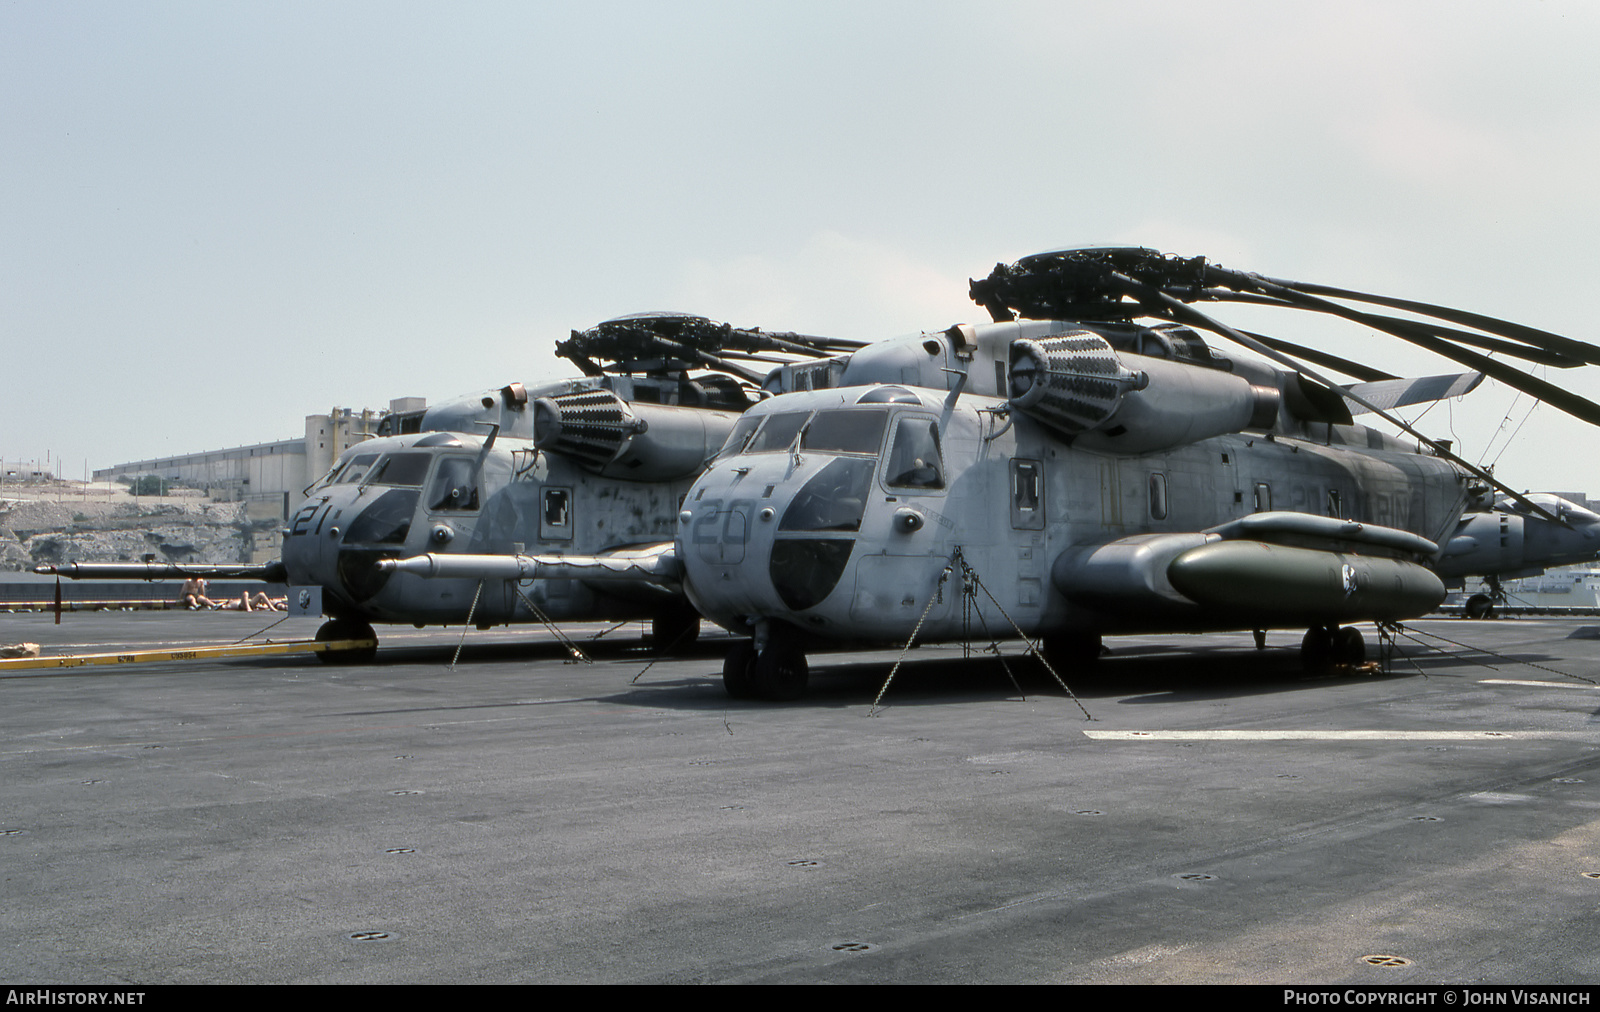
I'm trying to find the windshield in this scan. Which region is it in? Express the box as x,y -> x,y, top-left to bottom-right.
734,407 -> 889,456
365,452 -> 432,487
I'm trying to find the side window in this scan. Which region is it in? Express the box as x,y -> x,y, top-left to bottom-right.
1149,472 -> 1168,521
885,418 -> 944,489
1326,489 -> 1342,518
1010,458 -> 1044,530
1254,482 -> 1272,513
428,457 -> 480,511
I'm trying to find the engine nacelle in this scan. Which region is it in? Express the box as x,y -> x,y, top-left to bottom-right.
1008,331 -> 1279,453
532,389 -> 740,481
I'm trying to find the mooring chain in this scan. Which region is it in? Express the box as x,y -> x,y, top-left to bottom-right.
1377,621 -> 1429,679
449,579 -> 485,671
956,565 -> 1027,699
868,550 -> 958,716
630,621 -> 701,684
234,612 -> 292,645
1396,622 -> 1598,685
587,621 -> 630,641
512,584 -> 591,664
956,555 -> 1093,721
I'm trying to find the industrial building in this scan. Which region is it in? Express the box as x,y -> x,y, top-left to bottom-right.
93,399 -> 425,519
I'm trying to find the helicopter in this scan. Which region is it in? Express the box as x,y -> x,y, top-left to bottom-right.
38,313 -> 862,658
379,247 -> 1600,700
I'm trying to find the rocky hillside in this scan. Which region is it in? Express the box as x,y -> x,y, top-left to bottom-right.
0,482 -> 284,571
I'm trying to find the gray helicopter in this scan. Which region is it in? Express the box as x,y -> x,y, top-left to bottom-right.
39,313 -> 860,658
381,248 -> 1600,699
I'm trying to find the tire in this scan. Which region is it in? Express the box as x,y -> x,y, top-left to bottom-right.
1464,594 -> 1495,620
1300,625 -> 1334,674
722,639 -> 757,699
749,625 -> 809,701
1334,626 -> 1366,667
315,618 -> 378,664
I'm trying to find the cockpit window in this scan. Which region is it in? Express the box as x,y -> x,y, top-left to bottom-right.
801,408 -> 888,455
884,418 -> 944,489
334,454 -> 380,484
365,452 -> 432,488
734,408 -> 890,457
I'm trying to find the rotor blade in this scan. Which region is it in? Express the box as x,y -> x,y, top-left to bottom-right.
750,331 -> 866,352
1111,271 -> 1564,525
1254,276 -> 1600,366
1111,271 -> 1354,424
1240,332 -> 1397,382
1192,289 -> 1584,369
1232,274 -> 1600,428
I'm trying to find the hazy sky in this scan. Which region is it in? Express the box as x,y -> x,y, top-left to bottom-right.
5,1 -> 1599,495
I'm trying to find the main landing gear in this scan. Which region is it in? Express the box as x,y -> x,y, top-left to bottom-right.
723,623 -> 809,701
1299,624 -> 1366,673
1463,575 -> 1504,620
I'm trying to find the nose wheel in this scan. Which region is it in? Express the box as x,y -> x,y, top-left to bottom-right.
722,624 -> 809,701
315,618 -> 378,664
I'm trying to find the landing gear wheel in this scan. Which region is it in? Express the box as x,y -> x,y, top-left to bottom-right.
749,624 -> 809,701
315,618 -> 378,664
1464,593 -> 1496,620
1300,625 -> 1334,674
1041,633 -> 1102,671
650,605 -> 701,653
1334,626 -> 1366,667
722,639 -> 757,699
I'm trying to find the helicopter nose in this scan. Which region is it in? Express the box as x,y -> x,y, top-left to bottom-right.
285,488 -> 418,605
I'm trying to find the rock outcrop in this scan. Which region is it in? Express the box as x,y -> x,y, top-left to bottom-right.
0,486 -> 283,571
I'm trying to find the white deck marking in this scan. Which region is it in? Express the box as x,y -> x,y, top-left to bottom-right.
1083,730 -> 1591,741
1480,678 -> 1599,689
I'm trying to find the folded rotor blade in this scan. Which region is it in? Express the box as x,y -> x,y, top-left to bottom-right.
1194,289 -> 1584,368
1231,274 -> 1600,428
1255,276 -> 1600,367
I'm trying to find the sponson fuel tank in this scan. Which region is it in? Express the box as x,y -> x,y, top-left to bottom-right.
1051,513 -> 1446,626
1165,542 -> 1445,622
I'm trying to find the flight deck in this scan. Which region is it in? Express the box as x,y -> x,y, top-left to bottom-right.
3,611 -> 1598,984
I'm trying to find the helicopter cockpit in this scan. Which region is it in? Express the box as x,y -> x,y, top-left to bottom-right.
681,385 -> 955,627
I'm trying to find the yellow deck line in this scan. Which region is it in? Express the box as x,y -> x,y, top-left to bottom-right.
0,639 -> 377,669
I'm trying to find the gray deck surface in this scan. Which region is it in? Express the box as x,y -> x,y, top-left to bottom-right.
3,611 -> 1598,984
